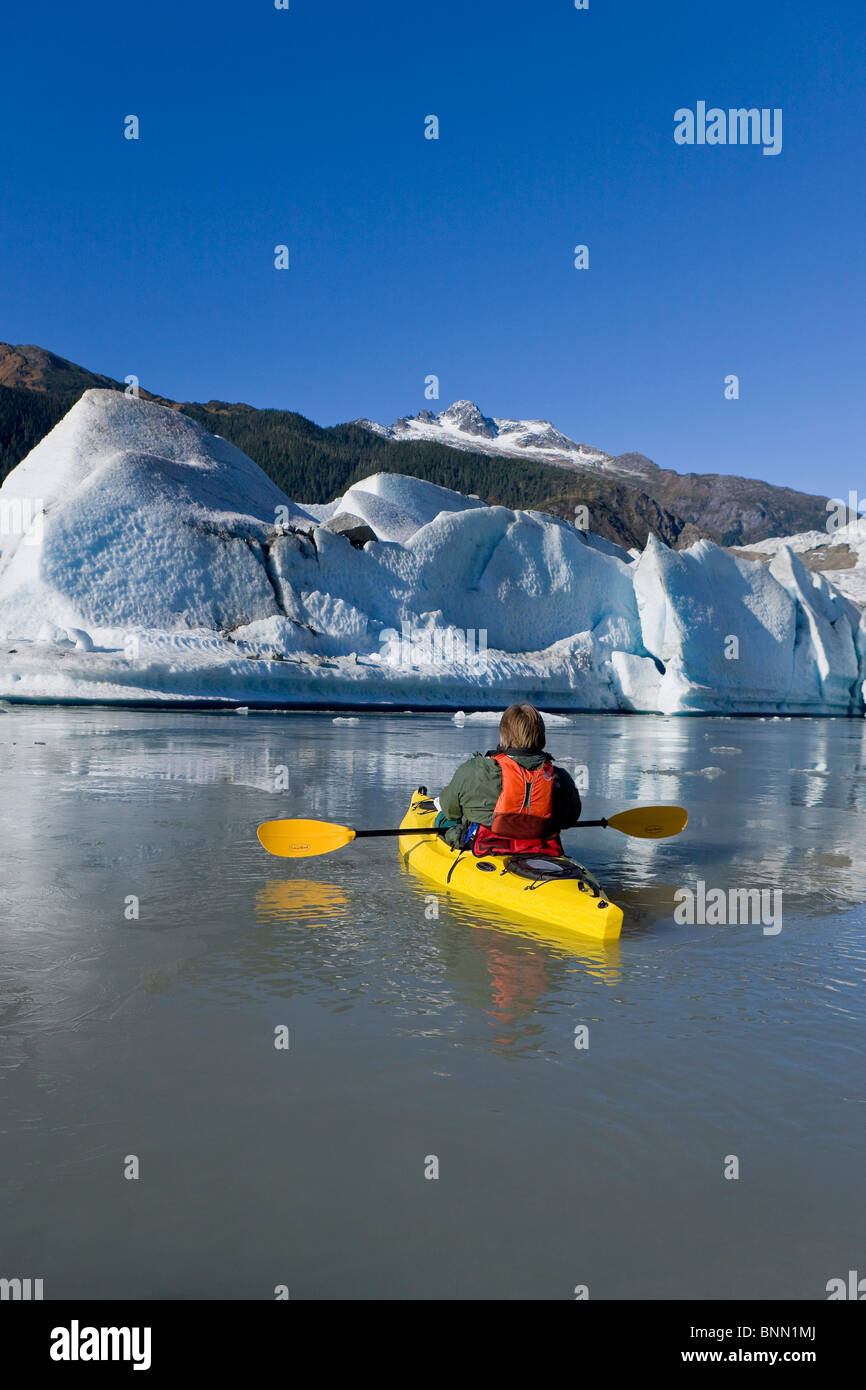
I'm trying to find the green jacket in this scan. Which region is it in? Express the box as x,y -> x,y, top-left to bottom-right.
438,749 -> 582,847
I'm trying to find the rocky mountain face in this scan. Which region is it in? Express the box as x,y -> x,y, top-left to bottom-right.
0,342 -> 172,403
634,465 -> 831,548
0,344 -> 831,550
0,343 -> 121,395
358,401 -> 831,546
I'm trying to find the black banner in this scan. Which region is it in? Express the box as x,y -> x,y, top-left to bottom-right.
4,1300 -> 862,1374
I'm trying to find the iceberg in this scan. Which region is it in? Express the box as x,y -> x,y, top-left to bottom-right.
316,472 -> 486,544
0,390 -> 863,714
737,517 -> 866,609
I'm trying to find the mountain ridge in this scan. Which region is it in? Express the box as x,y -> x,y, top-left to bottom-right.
0,341 -> 831,550
0,389 -> 861,715
354,399 -> 832,546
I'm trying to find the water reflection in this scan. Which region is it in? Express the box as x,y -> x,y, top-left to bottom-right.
2,706 -> 865,1048
252,867 -> 622,1056
5,706 -> 865,909
399,872 -> 623,979
256,878 -> 352,924
434,904 -> 622,1050
2,706 -> 864,1300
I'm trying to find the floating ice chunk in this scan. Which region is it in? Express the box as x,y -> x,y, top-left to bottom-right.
451,708 -> 571,725
37,622 -> 68,644
646,765 -> 726,778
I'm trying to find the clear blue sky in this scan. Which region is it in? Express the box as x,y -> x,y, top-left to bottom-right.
1,0 -> 864,499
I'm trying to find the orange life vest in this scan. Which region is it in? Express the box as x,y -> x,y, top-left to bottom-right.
472,753 -> 562,857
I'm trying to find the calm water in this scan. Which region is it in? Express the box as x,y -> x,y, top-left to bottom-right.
1,707 -> 864,1300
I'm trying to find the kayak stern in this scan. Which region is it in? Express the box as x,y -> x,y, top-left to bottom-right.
399,789 -> 623,943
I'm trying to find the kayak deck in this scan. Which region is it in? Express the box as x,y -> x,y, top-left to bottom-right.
398,789 -> 624,942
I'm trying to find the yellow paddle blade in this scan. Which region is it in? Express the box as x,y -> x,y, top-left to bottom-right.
607,805 -> 688,839
256,819 -> 357,858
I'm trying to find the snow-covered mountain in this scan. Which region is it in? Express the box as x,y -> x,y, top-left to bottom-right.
353,401 -> 834,547
355,400 -> 652,479
0,390 -> 863,715
1,345 -> 833,548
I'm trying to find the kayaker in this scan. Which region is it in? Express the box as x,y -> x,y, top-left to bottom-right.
434,703 -> 581,857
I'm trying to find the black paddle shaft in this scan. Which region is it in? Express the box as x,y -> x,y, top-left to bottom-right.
354,827 -> 444,838
364,791 -> 607,839
354,819 -> 607,839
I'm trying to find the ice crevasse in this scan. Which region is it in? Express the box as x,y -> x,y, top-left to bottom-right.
0,390 -> 863,714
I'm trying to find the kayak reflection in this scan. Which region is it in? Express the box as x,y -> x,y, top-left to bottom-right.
410,880 -> 622,985
254,870 -> 621,1030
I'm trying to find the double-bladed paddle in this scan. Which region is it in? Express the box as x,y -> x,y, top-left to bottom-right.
257,805 -> 688,858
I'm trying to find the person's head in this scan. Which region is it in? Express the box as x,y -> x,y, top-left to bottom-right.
499,703 -> 546,752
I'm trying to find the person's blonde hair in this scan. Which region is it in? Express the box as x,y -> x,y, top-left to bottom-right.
499,703 -> 546,752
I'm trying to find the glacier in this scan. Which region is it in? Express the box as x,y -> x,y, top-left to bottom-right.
737,520 -> 866,609
0,389 -> 863,714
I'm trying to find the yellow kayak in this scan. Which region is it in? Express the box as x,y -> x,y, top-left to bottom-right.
398,788 -> 624,942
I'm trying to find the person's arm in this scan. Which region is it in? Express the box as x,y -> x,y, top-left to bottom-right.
438,760 -> 472,821
552,765 -> 582,828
